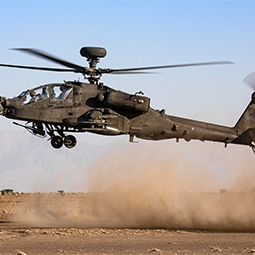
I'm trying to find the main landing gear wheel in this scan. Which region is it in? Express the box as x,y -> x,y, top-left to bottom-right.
64,135 -> 77,149
51,136 -> 63,149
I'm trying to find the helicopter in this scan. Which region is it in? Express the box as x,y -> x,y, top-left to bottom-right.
0,47 -> 254,153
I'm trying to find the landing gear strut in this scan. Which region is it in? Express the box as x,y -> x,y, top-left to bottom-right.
45,124 -> 77,149
13,122 -> 78,149
251,142 -> 255,155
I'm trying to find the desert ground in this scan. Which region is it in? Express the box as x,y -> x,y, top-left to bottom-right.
1,192 -> 255,255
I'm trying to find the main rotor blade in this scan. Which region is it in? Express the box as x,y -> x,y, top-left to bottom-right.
110,71 -> 157,75
110,61 -> 234,73
12,48 -> 85,72
0,63 -> 74,72
243,72 -> 255,90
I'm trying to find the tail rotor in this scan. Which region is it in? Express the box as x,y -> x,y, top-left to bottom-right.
244,72 -> 255,91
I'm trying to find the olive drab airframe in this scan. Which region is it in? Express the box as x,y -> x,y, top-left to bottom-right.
0,47 -> 254,154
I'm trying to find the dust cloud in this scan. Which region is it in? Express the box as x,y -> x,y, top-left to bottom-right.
15,142 -> 255,231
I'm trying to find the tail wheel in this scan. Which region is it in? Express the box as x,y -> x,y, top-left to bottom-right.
51,136 -> 63,149
64,135 -> 77,149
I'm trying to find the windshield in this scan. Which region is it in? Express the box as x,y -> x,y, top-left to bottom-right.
17,91 -> 26,98
20,84 -> 73,105
50,85 -> 72,100
22,87 -> 49,105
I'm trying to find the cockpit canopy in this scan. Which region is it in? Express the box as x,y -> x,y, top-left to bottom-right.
18,84 -> 73,105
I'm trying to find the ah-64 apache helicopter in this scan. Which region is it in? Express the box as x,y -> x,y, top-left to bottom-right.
0,47 -> 254,153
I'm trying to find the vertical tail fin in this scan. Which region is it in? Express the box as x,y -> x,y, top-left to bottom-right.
234,93 -> 255,133
232,93 -> 255,149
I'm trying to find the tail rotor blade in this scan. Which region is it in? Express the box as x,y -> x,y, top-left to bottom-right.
243,72 -> 255,90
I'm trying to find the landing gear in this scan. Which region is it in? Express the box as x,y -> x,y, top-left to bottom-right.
50,135 -> 77,149
251,142 -> 255,155
64,135 -> 77,149
12,122 -> 78,149
44,124 -> 78,149
51,136 -> 63,149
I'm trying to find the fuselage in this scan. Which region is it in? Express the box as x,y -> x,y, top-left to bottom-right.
1,81 -> 253,148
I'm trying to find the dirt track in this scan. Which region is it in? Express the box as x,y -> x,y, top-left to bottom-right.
2,223 -> 255,255
1,193 -> 255,255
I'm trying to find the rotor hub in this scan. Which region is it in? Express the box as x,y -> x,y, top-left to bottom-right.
79,47 -> 107,83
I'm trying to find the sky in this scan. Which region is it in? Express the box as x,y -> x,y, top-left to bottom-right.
0,0 -> 254,124
0,0 -> 254,191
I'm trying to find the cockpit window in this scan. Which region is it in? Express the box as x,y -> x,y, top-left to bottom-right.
19,84 -> 72,105
50,85 -> 72,101
22,87 -> 49,105
17,91 -> 26,98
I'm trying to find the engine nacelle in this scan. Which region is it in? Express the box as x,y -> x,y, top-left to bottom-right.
103,91 -> 150,112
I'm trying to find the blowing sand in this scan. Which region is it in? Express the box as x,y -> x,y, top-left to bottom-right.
1,192 -> 255,254
1,142 -> 255,254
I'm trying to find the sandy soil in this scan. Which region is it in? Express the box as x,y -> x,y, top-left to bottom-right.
1,193 -> 255,255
